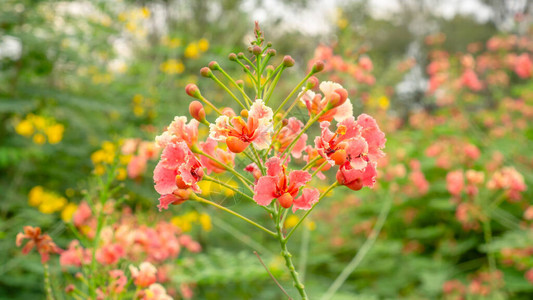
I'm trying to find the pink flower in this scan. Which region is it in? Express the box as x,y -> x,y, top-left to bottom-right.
336,161 -> 378,191
156,116 -> 199,148
464,144 -> 480,161
209,99 -> 273,153
142,283 -> 172,300
315,117 -> 363,166
253,157 -> 318,211
275,117 -> 307,158
357,114 -> 386,162
515,53 -> 532,78
153,141 -> 204,210
109,270 -> 127,293
244,163 -> 262,182
96,243 -> 125,265
128,155 -> 148,179
59,240 -> 91,268
460,69 -> 483,91
446,170 -> 464,196
487,167 -> 527,201
129,262 -> 157,288
359,56 -> 373,71
299,81 -> 352,122
73,201 -> 92,227
199,138 -> 235,174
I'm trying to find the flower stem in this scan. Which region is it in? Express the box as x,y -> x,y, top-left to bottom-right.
209,73 -> 247,110
215,66 -> 252,106
281,110 -> 326,163
320,194 -> 392,300
191,194 -> 277,237
285,182 -> 338,241
203,175 -> 254,202
273,73 -> 312,117
43,263 -> 55,300
275,211 -> 308,299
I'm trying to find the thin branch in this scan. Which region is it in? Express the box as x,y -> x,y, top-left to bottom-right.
254,251 -> 293,300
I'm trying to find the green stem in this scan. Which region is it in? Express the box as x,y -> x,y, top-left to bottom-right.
298,220 -> 311,283
198,95 -> 224,115
215,66 -> 252,106
273,73 -> 312,117
302,156 -> 320,171
251,146 -> 266,175
320,194 -> 392,300
275,211 -> 308,299
193,148 -> 255,192
279,87 -> 308,121
203,175 -> 254,202
281,110 -> 326,162
264,65 -> 286,104
191,194 -> 277,237
209,73 -> 247,110
43,263 -> 55,300
285,182 -> 338,241
311,161 -> 330,177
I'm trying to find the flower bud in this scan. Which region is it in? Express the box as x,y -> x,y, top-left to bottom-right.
247,46 -> 253,53
65,285 -> 75,294
306,76 -> 319,89
266,48 -> 276,57
240,109 -> 249,118
266,42 -> 272,47
185,84 -> 201,98
282,55 -> 295,67
274,113 -> 283,123
281,119 -> 289,127
200,67 -> 212,77
228,53 -> 237,61
329,88 -> 348,108
236,80 -> 244,89
208,61 -> 220,70
336,172 -> 363,191
252,45 -> 262,56
226,136 -> 249,153
278,192 -> 293,209
237,52 -> 245,59
311,61 -> 325,73
189,101 -> 206,123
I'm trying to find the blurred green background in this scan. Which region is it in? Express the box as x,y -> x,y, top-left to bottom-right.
1,0 -> 532,299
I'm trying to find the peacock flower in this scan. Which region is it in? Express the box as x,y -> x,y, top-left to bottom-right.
209,99 -> 273,153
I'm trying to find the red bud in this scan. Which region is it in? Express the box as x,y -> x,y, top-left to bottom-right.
200,67 -> 212,77
185,84 -> 201,98
283,55 -> 295,67
312,61 -> 325,73
189,101 -> 206,122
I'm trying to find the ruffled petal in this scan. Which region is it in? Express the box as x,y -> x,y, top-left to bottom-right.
292,188 -> 320,212
253,176 -> 278,206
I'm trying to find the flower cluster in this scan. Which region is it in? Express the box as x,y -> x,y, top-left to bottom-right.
28,186 -> 78,222
15,113 -> 64,145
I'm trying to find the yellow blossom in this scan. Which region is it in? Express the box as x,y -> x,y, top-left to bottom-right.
15,120 -> 34,137
284,215 -> 299,229
94,164 -> 105,175
378,96 -> 390,110
171,216 -> 192,232
119,154 -> 132,165
133,94 -> 143,104
306,221 -> 316,231
133,105 -> 145,116
38,194 -> 66,214
28,186 -> 44,207
160,59 -> 185,75
33,133 -> 46,145
61,203 -> 78,222
141,7 -> 151,18
199,213 -> 212,232
184,43 -> 200,59
198,38 -> 209,52
45,124 -> 64,144
116,168 -> 127,180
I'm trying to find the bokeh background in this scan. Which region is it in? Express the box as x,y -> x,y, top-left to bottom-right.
1,0 -> 532,299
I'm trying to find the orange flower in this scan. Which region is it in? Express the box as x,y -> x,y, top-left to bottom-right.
16,226 -> 62,263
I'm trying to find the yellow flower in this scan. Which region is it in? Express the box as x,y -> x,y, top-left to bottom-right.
378,96 -> 390,110
284,215 -> 299,229
199,213 -> 212,232
38,195 -> 66,214
171,216 -> 192,232
65,188 -> 75,197
15,120 -> 34,137
28,186 -> 44,207
306,221 -> 316,231
45,124 -> 64,144
94,164 -> 105,175
184,43 -> 200,59
118,12 -> 127,22
160,59 -> 185,75
116,168 -> 127,181
61,203 -> 78,222
132,94 -> 143,104
337,18 -> 348,29
141,7 -> 151,18
31,115 -> 47,130
133,105 -> 145,117
33,133 -> 46,145
198,38 -> 209,52
119,154 -> 132,165
91,150 -> 107,164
